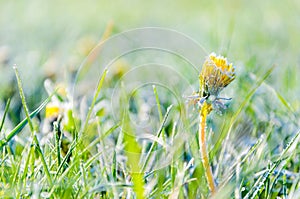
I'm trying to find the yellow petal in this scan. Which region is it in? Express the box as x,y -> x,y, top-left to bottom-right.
45,104 -> 60,118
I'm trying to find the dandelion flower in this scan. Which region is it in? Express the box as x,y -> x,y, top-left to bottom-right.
200,52 -> 235,95
195,52 -> 236,194
190,52 -> 236,114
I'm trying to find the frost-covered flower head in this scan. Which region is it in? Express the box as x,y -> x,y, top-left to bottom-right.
200,52 -> 235,97
189,53 -> 236,114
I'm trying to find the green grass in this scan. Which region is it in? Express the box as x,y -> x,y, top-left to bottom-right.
0,1 -> 300,198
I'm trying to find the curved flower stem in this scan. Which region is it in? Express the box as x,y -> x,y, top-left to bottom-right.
199,102 -> 216,194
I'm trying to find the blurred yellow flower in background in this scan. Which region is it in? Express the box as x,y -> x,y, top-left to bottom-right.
45,103 -> 61,119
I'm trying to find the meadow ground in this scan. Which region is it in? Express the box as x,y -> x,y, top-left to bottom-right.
0,1 -> 300,198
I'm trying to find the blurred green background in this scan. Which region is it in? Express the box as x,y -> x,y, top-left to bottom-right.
0,0 -> 300,132
1,0 -> 299,135
0,0 -> 299,135
1,0 -> 299,90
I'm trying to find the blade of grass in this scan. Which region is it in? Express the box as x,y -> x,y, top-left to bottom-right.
13,65 -> 53,186
0,93 -> 53,150
267,166 -> 286,198
0,98 -> 11,132
12,153 -> 23,188
54,138 -> 77,180
122,113 -> 145,199
219,134 -> 265,187
153,85 -> 165,140
270,85 -> 298,125
245,128 -> 300,199
80,160 -> 87,190
80,68 -> 108,138
287,174 -> 300,199
49,157 -> 81,196
13,66 -> 34,132
215,65 -> 275,155
21,145 -> 34,189
18,143 -> 34,197
54,116 -> 63,167
170,121 -> 177,188
247,160 -> 281,199
34,127 -> 54,185
80,122 -> 120,155
214,65 -> 275,182
149,178 -> 172,198
112,150 -> 117,180
66,151 -> 104,187
283,172 -> 287,199
50,150 -> 103,197
141,104 -> 173,172
0,154 -> 8,167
